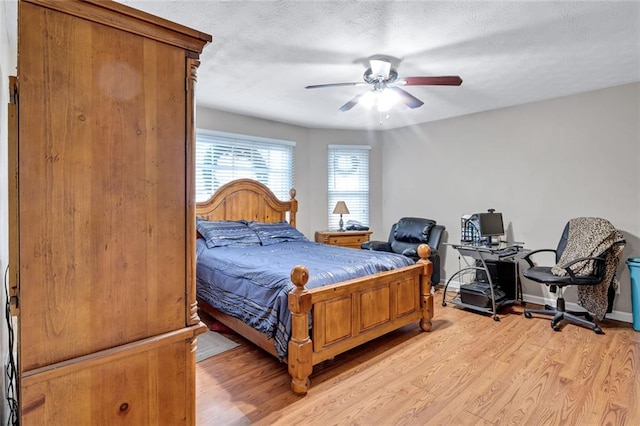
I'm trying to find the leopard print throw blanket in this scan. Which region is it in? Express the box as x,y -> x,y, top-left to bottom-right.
551,217 -> 625,320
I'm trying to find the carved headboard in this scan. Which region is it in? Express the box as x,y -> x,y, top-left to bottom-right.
195,178 -> 297,227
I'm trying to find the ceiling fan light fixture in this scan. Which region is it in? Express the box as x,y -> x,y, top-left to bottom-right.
363,67 -> 398,84
360,88 -> 400,112
377,88 -> 400,112
369,59 -> 391,80
360,91 -> 376,109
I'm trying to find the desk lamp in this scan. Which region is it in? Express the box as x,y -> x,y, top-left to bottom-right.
333,201 -> 350,232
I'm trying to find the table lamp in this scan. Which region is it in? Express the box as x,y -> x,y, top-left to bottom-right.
333,201 -> 350,232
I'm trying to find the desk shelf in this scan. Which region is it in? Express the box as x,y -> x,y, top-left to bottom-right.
443,292 -> 517,321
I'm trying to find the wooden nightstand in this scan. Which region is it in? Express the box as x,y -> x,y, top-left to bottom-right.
315,230 -> 373,249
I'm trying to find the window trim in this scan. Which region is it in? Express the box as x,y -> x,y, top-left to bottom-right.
198,129 -> 296,148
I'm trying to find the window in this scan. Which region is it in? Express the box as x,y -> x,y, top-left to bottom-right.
327,145 -> 370,230
195,130 -> 295,202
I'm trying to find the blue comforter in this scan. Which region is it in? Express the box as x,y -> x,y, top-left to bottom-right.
196,239 -> 414,359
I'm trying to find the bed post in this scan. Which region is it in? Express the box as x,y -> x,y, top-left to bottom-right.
288,265 -> 312,394
289,188 -> 298,227
417,244 -> 434,332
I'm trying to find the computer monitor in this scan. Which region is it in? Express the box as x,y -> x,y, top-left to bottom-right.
478,212 -> 504,240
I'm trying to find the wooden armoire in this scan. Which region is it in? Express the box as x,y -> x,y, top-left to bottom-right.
8,1 -> 211,423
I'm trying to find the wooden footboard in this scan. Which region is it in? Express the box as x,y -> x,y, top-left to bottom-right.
288,244 -> 433,394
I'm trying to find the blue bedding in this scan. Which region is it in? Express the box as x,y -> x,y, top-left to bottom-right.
196,239 -> 414,359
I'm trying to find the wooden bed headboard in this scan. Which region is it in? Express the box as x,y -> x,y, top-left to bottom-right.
195,178 -> 298,227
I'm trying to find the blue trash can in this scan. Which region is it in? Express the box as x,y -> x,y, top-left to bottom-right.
626,257 -> 640,331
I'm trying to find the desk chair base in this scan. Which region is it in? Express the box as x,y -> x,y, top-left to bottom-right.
524,297 -> 604,334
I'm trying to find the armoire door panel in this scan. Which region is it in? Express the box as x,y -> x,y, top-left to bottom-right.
21,337 -> 196,425
18,3 -> 187,371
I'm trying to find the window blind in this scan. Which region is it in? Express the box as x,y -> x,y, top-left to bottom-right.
327,145 -> 370,230
195,130 -> 295,202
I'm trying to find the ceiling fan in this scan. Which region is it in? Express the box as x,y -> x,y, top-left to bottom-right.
305,58 -> 462,112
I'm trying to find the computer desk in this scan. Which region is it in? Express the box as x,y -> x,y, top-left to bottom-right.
442,241 -> 529,321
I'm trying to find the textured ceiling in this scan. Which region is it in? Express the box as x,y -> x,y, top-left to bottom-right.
119,1 -> 639,130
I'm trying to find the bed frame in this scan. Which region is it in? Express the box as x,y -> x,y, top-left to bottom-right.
195,178 -> 434,394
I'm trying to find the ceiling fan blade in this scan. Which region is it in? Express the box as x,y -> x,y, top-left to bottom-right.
390,87 -> 424,109
339,93 -> 364,112
401,76 -> 463,86
369,59 -> 391,79
305,82 -> 365,89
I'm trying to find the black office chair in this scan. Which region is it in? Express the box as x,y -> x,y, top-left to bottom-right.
522,220 -> 625,334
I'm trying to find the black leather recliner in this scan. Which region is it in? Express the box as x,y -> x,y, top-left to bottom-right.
361,217 -> 445,284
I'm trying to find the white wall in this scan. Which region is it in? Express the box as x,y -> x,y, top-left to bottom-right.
1,0 -> 17,423
381,83 -> 640,318
195,107 -> 384,238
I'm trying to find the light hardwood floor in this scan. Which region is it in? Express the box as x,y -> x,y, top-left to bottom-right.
196,288 -> 640,425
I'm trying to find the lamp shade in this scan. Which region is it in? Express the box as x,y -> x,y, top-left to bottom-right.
332,201 -> 350,215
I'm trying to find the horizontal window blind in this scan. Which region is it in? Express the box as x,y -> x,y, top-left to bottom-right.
195,130 -> 295,202
328,145 -> 370,231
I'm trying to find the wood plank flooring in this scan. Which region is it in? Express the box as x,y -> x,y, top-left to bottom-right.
196,288 -> 640,425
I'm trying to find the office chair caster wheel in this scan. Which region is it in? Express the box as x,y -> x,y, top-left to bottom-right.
594,326 -> 604,335
442,302 -> 447,307
524,311 -> 532,319
551,322 -> 560,332
493,315 -> 500,322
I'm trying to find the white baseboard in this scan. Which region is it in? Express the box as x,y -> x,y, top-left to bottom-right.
522,294 -> 633,323
440,280 -> 460,291
439,280 -> 633,324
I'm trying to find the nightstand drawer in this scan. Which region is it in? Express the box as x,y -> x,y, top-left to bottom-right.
329,235 -> 364,246
315,230 -> 372,249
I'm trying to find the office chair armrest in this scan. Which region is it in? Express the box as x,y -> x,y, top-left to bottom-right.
522,248 -> 557,268
558,255 -> 605,281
